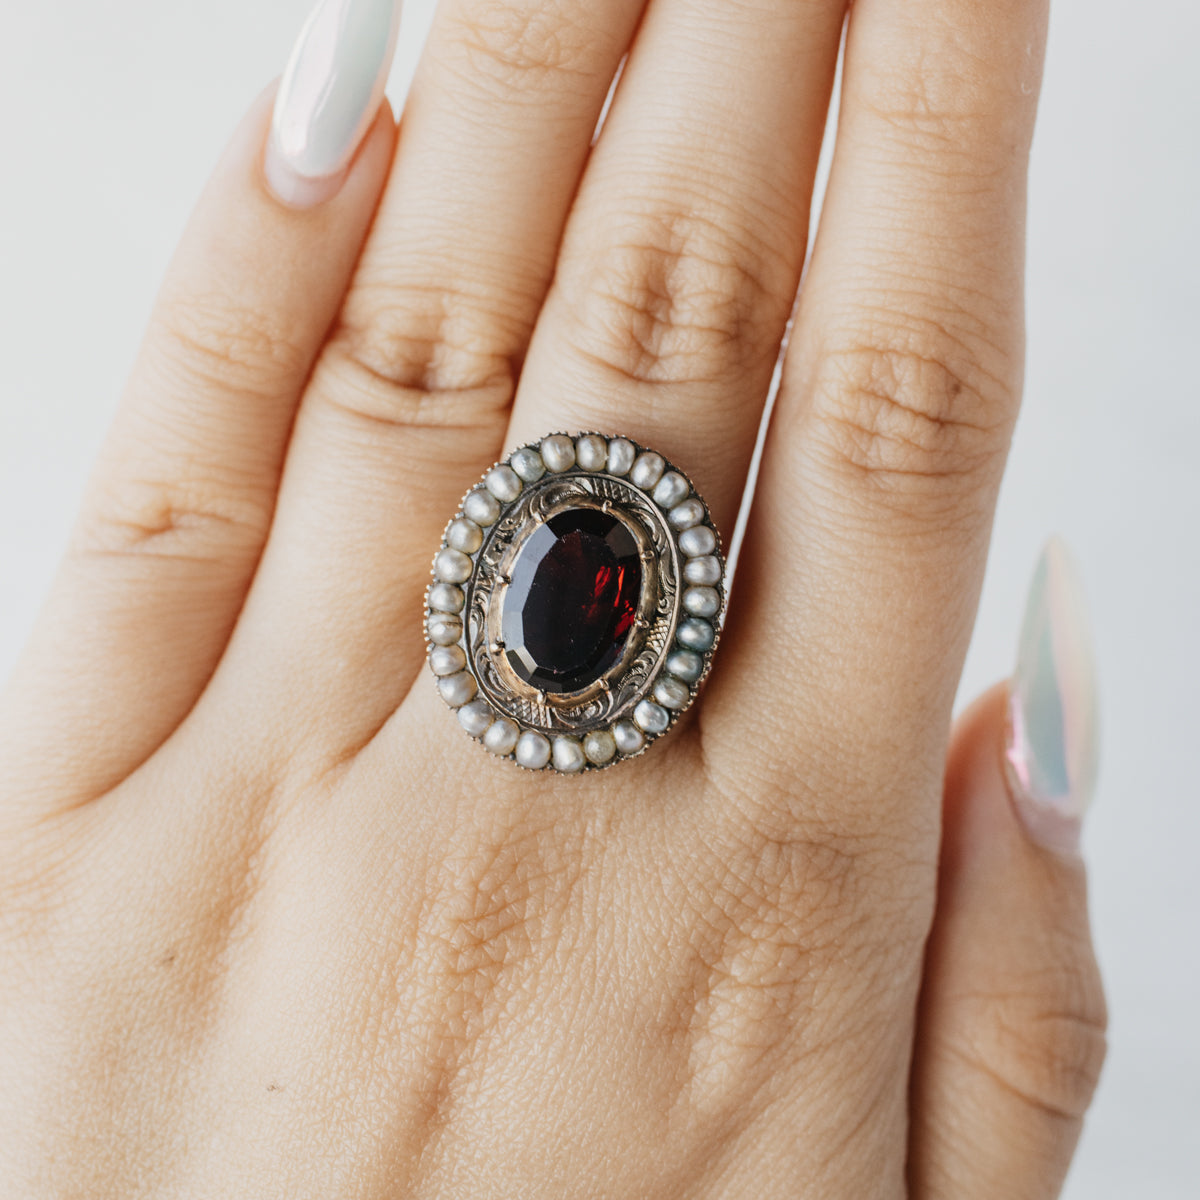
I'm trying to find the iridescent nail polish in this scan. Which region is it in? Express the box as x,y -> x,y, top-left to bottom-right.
1004,537 -> 1100,855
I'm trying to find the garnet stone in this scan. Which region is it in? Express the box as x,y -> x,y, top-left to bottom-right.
502,507 -> 642,693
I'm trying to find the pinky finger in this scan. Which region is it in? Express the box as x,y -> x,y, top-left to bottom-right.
0,18 -> 397,816
910,544 -> 1107,1197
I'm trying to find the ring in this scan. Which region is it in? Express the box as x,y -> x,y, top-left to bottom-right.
426,433 -> 726,773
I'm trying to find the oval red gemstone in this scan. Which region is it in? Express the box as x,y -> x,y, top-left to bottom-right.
502,508 -> 642,693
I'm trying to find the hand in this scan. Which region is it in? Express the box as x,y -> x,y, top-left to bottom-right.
0,0 -> 1105,1195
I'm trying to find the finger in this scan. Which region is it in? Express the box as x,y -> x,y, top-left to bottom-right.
0,85 -> 396,813
909,680 -> 1106,1198
711,0 -> 1050,825
506,0 -> 848,535
233,0 -> 650,747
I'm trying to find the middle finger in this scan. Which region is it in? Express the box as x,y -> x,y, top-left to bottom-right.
507,0 -> 849,535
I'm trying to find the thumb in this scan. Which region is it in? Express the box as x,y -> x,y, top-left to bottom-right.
909,539 -> 1107,1199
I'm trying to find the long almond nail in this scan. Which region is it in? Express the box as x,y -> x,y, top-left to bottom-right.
1004,537 -> 1100,855
264,0 -> 402,208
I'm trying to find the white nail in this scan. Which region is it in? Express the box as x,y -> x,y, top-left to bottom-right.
264,0 -> 402,208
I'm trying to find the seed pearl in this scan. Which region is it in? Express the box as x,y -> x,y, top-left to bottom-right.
679,525 -> 717,557
575,435 -> 608,471
683,555 -> 722,586
613,720 -> 646,755
583,730 -> 617,765
541,435 -> 576,473
438,671 -> 477,707
654,676 -> 691,710
684,587 -> 721,618
428,582 -> 465,613
677,618 -> 715,652
510,447 -> 546,482
652,472 -> 689,509
606,439 -> 636,476
427,613 -> 463,646
434,548 -> 472,584
665,648 -> 703,683
457,699 -> 492,737
630,452 -> 665,490
429,645 -> 466,676
552,737 -> 587,773
463,488 -> 501,527
669,499 -> 705,530
446,518 -> 483,554
485,465 -> 522,502
484,719 -> 520,755
634,700 -> 670,734
515,730 -> 552,769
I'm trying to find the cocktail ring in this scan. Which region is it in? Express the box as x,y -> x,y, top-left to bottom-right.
426,433 -> 726,773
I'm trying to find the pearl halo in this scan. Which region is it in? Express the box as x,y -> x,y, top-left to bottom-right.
426,434 -> 726,773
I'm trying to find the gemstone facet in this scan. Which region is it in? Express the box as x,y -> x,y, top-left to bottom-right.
502,507 -> 642,694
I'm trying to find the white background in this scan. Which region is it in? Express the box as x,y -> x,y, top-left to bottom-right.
1,1 -> 1197,1194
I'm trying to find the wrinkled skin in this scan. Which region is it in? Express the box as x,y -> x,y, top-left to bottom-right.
0,0 -> 1105,1195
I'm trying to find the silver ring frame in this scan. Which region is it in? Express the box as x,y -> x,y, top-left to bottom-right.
425,433 -> 726,773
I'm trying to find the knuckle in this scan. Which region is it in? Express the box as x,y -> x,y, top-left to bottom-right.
695,820 -> 858,963
666,807 -> 927,1106
952,958 -> 1108,1123
810,316 -> 1014,504
443,0 -> 601,96
151,294 -> 307,397
320,285 -> 520,433
420,812 -> 581,1054
76,473 -> 270,562
562,206 -> 789,389
851,28 -> 1037,159
692,801 -> 922,1003
83,296 -> 298,561
861,60 -> 983,141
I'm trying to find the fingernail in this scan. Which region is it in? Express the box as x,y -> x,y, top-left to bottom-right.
1004,537 -> 1100,855
264,0 -> 402,208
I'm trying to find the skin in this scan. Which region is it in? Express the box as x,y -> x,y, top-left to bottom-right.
0,0 -> 1106,1195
